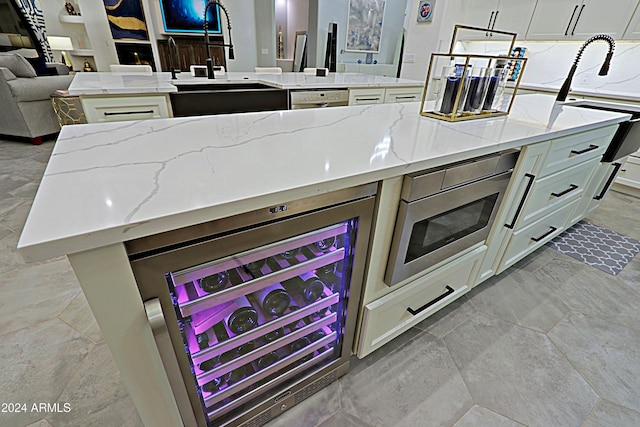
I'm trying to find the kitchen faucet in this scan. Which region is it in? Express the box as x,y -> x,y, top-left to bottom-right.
555,34 -> 615,102
168,37 -> 178,79
204,0 -> 235,79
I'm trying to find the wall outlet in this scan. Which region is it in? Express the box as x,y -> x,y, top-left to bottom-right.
403,53 -> 416,63
261,48 -> 269,55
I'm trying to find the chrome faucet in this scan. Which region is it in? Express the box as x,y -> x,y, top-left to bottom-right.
555,34 -> 615,102
204,0 -> 235,79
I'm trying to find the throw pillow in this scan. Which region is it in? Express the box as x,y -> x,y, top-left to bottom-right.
0,53 -> 37,78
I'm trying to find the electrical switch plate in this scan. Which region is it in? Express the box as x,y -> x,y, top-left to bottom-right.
403,53 -> 416,63
261,49 -> 269,55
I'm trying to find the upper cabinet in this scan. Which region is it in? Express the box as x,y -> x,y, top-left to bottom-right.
623,4 -> 640,38
526,0 -> 639,40
459,0 -> 537,39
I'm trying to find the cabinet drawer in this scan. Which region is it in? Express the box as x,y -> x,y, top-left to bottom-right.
82,95 -> 172,123
519,157 -> 599,226
499,199 -> 578,272
384,87 -> 423,104
348,88 -> 385,106
357,246 -> 485,357
541,126 -> 615,176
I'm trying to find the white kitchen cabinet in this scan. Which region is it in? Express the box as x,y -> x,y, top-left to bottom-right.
623,5 -> 640,39
475,124 -> 618,282
457,0 -> 537,39
613,154 -> 640,196
348,88 -> 385,106
81,94 -> 173,123
348,87 -> 424,106
526,0 -> 638,40
571,160 -> 625,222
357,245 -> 485,357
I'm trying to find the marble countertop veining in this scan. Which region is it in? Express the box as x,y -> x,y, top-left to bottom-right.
67,72 -> 425,96
18,94 -> 630,261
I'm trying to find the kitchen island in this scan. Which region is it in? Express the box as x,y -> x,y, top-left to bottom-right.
18,94 -> 630,426
67,71 -> 425,122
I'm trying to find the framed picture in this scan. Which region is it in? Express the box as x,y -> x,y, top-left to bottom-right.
103,0 -> 149,41
417,0 -> 435,22
346,0 -> 386,53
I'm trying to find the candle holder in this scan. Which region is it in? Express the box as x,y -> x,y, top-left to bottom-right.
420,25 -> 527,122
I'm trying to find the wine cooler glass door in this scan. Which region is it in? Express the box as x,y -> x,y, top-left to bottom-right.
129,192 -> 375,427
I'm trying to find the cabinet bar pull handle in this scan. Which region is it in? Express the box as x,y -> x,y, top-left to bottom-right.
571,4 -> 586,35
594,162 -> 622,200
551,184 -> 579,197
357,97 -> 380,101
407,286 -> 455,316
395,95 -> 417,100
565,5 -> 579,35
104,110 -> 154,116
570,144 -> 599,155
491,10 -> 499,31
486,11 -> 495,36
505,173 -> 535,229
531,226 -> 558,242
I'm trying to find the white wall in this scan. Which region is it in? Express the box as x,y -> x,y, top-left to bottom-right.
286,0 -> 308,59
254,0 -> 276,67
400,0 -> 459,81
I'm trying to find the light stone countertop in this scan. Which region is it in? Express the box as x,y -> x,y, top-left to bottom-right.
18,94 -> 630,261
67,72 -> 425,96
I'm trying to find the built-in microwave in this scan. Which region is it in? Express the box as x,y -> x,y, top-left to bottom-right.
385,150 -> 519,286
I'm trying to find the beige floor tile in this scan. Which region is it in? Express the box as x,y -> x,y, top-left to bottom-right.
58,292 -> 103,344
0,258 -> 81,336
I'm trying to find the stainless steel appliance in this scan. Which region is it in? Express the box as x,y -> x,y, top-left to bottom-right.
385,150 -> 519,286
126,184 -> 376,426
290,90 -> 349,109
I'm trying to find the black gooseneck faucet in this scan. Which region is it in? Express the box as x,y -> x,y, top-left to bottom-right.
204,0 -> 235,79
168,37 -> 178,79
555,34 -> 615,102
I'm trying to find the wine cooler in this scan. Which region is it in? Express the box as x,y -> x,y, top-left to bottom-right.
125,184 -> 377,426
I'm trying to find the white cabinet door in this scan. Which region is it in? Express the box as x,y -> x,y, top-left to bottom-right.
572,0 -> 638,40
492,1 -> 538,37
527,0 -> 638,40
623,4 -> 640,38
460,0 -> 501,32
526,0 -> 585,40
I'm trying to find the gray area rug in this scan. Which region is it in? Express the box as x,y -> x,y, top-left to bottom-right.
546,221 -> 640,276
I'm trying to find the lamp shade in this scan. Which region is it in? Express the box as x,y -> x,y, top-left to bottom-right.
48,36 -> 73,51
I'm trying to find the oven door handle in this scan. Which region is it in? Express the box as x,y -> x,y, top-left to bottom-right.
505,173 -> 535,229
594,162 -> 622,200
407,286 -> 455,316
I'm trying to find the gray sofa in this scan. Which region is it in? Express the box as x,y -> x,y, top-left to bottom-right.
0,53 -> 74,144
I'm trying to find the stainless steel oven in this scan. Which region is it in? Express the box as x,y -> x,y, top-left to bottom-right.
385,150 -> 519,286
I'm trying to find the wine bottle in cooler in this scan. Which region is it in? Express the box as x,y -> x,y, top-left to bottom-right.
262,326 -> 285,342
244,259 -> 266,276
202,376 -> 225,394
315,236 -> 336,252
198,271 -> 230,293
283,272 -> 325,303
316,262 -> 339,292
196,332 -> 209,350
281,247 -> 301,260
252,283 -> 291,317
289,337 -> 314,363
255,351 -> 280,370
225,295 -> 259,335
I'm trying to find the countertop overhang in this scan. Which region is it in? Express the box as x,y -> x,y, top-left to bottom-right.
67,72 -> 425,96
18,94 -> 630,261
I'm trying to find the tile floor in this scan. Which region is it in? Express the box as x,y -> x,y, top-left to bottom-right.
1,137 -> 639,427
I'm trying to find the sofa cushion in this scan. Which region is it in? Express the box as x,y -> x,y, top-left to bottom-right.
7,74 -> 74,102
0,53 -> 37,78
1,67 -> 16,81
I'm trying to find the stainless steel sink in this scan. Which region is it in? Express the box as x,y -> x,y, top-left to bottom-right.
565,99 -> 640,162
